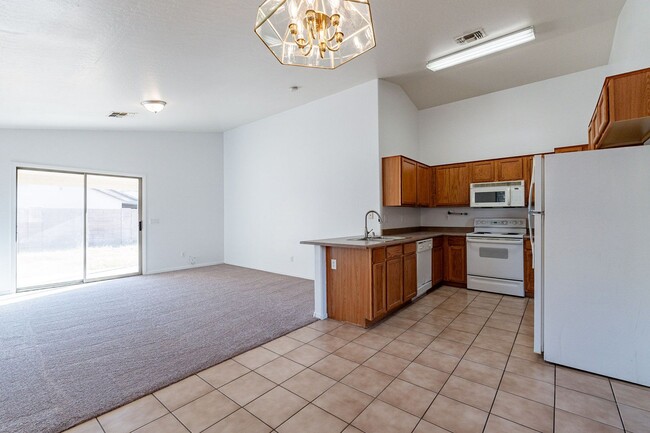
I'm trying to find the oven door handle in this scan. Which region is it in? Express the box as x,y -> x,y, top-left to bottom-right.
466,238 -> 523,245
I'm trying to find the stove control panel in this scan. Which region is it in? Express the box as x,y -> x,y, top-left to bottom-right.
475,218 -> 526,228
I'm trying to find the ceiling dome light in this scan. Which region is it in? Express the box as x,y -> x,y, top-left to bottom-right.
255,0 -> 376,69
141,100 -> 167,113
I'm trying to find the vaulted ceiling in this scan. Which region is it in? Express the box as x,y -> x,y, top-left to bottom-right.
0,0 -> 625,132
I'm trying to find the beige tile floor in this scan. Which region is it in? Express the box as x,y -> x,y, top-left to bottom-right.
64,286 -> 650,433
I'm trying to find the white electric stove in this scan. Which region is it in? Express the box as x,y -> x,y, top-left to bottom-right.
466,218 -> 526,297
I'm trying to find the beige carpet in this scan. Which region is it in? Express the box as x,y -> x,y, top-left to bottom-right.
0,264 -> 315,433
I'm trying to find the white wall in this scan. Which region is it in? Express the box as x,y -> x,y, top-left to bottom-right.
0,130 -> 224,294
418,66 -> 610,166
608,0 -> 650,73
378,80 -> 421,230
223,81 -> 381,280
417,67 -> 611,225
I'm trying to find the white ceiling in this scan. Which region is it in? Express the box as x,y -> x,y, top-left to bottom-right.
0,0 -> 625,132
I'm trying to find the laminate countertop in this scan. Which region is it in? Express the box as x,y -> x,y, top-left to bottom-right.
301,230 -> 470,249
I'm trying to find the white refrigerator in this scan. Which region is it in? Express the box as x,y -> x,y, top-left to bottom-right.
530,145 -> 650,387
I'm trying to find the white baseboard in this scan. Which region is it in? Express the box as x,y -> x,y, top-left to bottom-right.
145,261 -> 224,276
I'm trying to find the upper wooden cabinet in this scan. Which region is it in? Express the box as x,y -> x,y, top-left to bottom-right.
469,160 -> 495,183
555,144 -> 588,153
434,163 -> 469,207
416,163 -> 432,207
470,157 -> 527,183
588,67 -> 650,149
382,156 -> 430,207
495,157 -> 525,181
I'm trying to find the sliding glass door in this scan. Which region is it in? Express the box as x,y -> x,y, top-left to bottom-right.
16,168 -> 142,291
16,170 -> 85,288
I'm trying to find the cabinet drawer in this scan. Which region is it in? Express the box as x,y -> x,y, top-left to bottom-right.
403,242 -> 416,255
372,247 -> 386,263
432,237 -> 443,248
386,245 -> 403,259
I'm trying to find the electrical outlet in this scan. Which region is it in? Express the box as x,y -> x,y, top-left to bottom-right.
330,259 -> 337,270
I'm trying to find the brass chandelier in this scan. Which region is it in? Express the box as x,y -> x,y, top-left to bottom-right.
255,0 -> 376,69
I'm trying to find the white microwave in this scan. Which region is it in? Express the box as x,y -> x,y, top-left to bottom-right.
470,180 -> 525,208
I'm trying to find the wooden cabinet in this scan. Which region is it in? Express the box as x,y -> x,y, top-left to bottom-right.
432,237 -> 443,286
444,236 -> 467,286
326,236 -> 472,327
495,157 -> 525,181
588,67 -> 650,149
434,163 -> 469,206
416,163 -> 432,207
401,158 -> 417,205
469,160 -> 495,183
386,258 -> 403,311
523,155 -> 533,206
382,156 -> 431,207
524,239 -> 534,298
371,248 -> 387,318
403,250 -> 417,300
554,144 -> 588,153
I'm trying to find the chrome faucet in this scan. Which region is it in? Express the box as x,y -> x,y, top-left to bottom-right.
364,210 -> 382,239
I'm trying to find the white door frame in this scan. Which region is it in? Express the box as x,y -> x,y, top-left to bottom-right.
10,162 -> 147,294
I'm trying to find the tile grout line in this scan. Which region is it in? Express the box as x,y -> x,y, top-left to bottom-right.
148,393 -> 190,433
608,378 -> 627,432
477,296 -> 526,433
337,287 -> 463,433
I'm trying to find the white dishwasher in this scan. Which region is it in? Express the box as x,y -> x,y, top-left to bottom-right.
416,238 -> 433,298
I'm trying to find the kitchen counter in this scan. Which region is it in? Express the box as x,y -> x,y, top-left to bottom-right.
301,230 -> 470,249
303,227 -> 472,322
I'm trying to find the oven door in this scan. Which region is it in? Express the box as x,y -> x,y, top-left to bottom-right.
466,237 -> 524,280
470,186 -> 511,207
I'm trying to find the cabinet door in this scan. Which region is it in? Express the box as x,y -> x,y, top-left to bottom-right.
524,239 -> 534,298
401,158 -> 417,206
444,237 -> 467,285
434,164 -> 469,206
386,257 -> 403,311
469,161 -> 495,183
372,261 -> 387,318
416,164 -> 431,207
432,246 -> 443,285
382,156 -> 402,206
495,157 -> 525,181
403,253 -> 417,300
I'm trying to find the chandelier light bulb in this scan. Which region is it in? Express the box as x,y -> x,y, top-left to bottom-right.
255,0 -> 375,69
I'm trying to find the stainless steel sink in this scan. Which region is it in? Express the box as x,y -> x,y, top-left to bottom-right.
346,236 -> 409,242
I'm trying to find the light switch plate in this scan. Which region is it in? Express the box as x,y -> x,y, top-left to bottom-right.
331,259 -> 337,270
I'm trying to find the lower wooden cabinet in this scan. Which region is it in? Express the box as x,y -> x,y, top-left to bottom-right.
386,257 -> 403,311
326,237 -> 471,327
372,261 -> 387,317
432,238 -> 444,285
444,236 -> 467,286
524,239 -> 534,298
326,242 -> 416,327
403,252 -> 417,300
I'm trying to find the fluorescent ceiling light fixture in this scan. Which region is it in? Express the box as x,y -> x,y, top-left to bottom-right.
427,26 -> 535,72
141,100 -> 167,113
